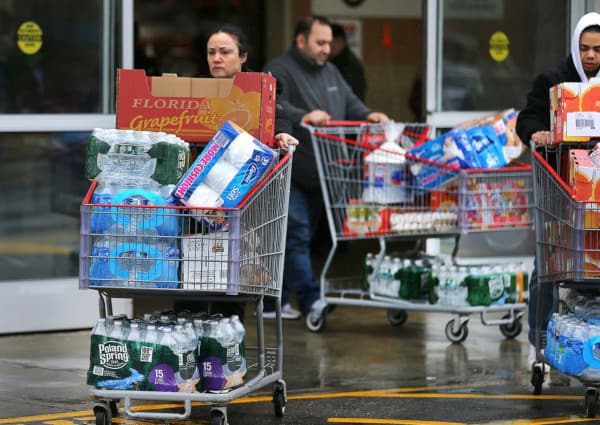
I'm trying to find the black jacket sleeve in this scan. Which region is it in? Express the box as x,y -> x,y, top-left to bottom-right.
516,56 -> 580,145
516,72 -> 553,144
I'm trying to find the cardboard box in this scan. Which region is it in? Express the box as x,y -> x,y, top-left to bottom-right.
568,149 -> 600,201
181,233 -> 230,291
116,69 -> 276,145
550,82 -> 600,143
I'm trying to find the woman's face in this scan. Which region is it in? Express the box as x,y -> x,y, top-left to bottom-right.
207,32 -> 247,78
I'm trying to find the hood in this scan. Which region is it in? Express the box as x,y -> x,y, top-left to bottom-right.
571,12 -> 600,82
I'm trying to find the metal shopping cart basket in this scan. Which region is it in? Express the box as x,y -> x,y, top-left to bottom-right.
530,143 -> 600,417
79,149 -> 293,425
303,121 -> 529,343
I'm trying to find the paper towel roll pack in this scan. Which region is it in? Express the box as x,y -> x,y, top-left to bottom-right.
173,120 -> 277,209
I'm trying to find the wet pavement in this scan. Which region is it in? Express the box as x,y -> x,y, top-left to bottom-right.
0,303 -> 598,425
0,233 -> 595,424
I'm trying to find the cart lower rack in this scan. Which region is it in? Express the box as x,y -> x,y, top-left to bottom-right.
304,122 -> 531,342
531,144 -> 600,418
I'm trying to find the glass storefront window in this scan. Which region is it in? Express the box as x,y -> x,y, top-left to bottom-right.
0,132 -> 88,280
133,0 -> 264,77
0,0 -> 115,114
440,0 -> 568,112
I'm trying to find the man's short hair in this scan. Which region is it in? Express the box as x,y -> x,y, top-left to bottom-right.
294,15 -> 331,40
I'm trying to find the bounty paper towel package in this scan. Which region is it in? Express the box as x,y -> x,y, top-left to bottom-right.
173,120 -> 277,208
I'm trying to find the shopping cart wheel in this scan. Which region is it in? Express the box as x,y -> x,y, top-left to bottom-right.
387,309 -> 408,326
108,400 -> 119,417
585,388 -> 598,418
445,319 -> 468,343
93,402 -> 112,425
530,364 -> 544,395
499,314 -> 522,339
306,310 -> 326,332
273,384 -> 286,417
210,408 -> 226,425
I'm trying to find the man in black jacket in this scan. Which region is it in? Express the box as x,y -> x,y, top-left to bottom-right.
263,15 -> 388,320
516,12 -> 600,368
330,22 -> 367,101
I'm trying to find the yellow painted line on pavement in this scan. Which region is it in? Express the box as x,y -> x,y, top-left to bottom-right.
0,385 -> 587,424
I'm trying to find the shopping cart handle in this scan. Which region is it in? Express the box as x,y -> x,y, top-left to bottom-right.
302,120 -> 370,128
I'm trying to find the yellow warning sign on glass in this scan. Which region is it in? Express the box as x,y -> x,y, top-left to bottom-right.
17,21 -> 43,55
489,31 -> 509,62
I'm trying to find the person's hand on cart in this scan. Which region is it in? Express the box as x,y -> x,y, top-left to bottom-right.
302,109 -> 332,126
367,112 -> 390,123
274,132 -> 299,150
531,130 -> 552,145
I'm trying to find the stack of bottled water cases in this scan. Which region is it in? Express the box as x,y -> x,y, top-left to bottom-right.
87,310 -> 246,392
86,128 -> 191,288
544,290 -> 600,380
363,253 -> 528,307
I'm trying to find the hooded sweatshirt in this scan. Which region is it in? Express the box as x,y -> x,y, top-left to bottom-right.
572,12 -> 600,82
516,12 -> 600,144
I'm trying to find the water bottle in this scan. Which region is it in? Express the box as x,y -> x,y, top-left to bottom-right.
389,257 -> 402,298
144,323 -> 160,344
92,317 -> 108,337
127,321 -> 143,342
545,313 -> 558,368
193,318 -> 205,341
108,320 -> 124,340
555,316 -> 572,373
570,319 -> 588,375
159,326 -> 178,352
199,320 -> 224,391
398,258 -> 412,299
229,315 -> 246,344
437,266 -> 449,305
361,253 -> 375,292
183,321 -> 197,348
222,316 -> 245,387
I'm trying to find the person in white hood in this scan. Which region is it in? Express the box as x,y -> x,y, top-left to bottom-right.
517,12 -> 600,146
516,12 -> 600,374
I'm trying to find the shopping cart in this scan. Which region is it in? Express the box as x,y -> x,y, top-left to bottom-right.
530,143 -> 600,417
79,149 -> 293,425
304,121 -> 529,343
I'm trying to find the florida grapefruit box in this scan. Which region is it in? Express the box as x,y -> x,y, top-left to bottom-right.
550,82 -> 600,143
116,69 -> 276,145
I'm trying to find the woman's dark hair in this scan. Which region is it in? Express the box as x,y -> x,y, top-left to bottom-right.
294,15 -> 331,40
207,23 -> 250,71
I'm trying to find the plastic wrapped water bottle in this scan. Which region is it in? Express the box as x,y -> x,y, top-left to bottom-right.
144,324 -> 160,344
92,317 -> 108,337
159,326 -> 178,352
545,313 -> 558,367
108,320 -> 124,340
229,315 -> 245,344
127,321 -> 143,342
